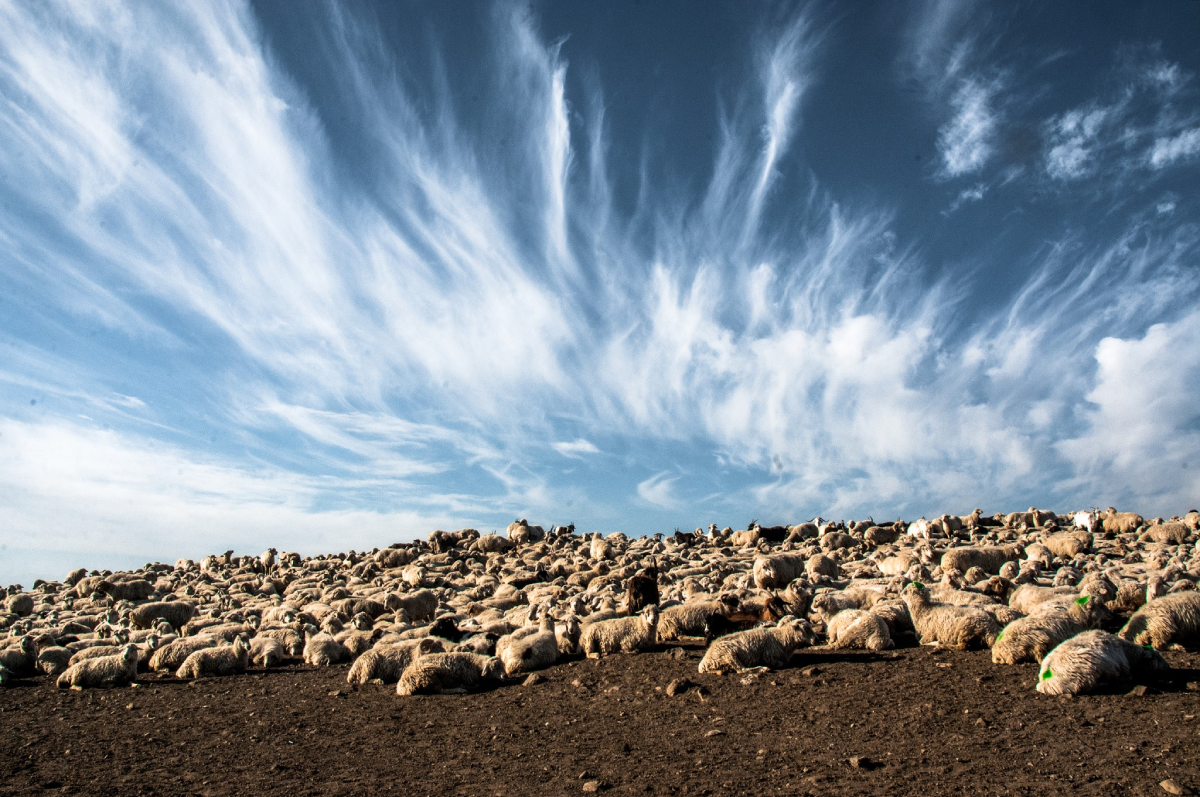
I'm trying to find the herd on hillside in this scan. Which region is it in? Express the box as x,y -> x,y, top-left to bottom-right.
3,506 -> 1200,698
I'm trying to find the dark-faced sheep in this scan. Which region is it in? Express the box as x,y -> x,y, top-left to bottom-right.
1037,630 -> 1167,696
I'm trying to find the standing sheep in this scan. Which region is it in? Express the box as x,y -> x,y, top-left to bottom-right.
900,583 -> 1000,650
176,638 -> 250,679
395,652 -> 506,695
1037,630 -> 1167,696
56,645 -> 138,690
697,617 -> 815,674
1118,592 -> 1200,649
580,605 -> 659,658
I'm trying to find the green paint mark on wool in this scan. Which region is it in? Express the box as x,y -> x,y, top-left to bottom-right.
1075,596 -> 1089,605
1041,668 -> 1053,680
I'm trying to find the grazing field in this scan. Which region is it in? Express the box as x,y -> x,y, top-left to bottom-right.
3,511 -> 1200,795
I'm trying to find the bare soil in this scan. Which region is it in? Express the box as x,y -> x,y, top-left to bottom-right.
3,644 -> 1200,797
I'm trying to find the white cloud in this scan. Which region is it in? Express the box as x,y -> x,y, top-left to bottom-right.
552,439 -> 600,458
637,471 -> 682,510
938,79 -> 997,177
1149,127 -> 1200,168
1045,108 -> 1110,180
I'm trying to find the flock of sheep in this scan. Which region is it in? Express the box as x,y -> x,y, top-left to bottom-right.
3,506 -> 1200,701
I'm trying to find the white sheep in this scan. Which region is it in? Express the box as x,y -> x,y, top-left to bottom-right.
395,652 -> 506,695
825,609 -> 894,651
387,590 -> 439,624
347,638 -> 443,684
900,583 -> 999,650
37,646 -> 74,676
497,610 -> 559,676
250,637 -> 287,668
303,632 -> 350,666
128,601 -> 196,631
1118,592 -> 1200,649
939,546 -> 1020,575
580,605 -> 659,658
991,596 -> 1110,665
1037,630 -> 1167,696
0,636 -> 37,676
697,617 -> 815,674
148,635 -> 220,672
56,645 -> 138,689
752,554 -> 807,590
176,637 -> 249,679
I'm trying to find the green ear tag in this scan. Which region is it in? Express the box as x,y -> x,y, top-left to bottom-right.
1075,596 -> 1088,605
1144,644 -> 1154,650
1041,668 -> 1053,680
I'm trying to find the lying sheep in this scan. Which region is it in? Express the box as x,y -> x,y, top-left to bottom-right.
658,597 -> 738,640
870,599 -> 916,643
37,646 -> 74,676
6,593 -> 33,617
303,632 -> 350,666
825,610 -> 894,651
498,611 -> 560,676
349,638 -> 445,685
387,590 -> 439,624
250,637 -> 287,668
0,636 -> 37,676
752,554 -> 806,590
1037,630 -> 1167,696
128,601 -> 196,631
1141,522 -> 1191,545
900,583 -> 999,650
57,645 -> 138,689
992,596 -> 1110,665
697,617 -> 815,674
149,635 -> 219,672
940,546 -> 1020,576
556,615 -> 582,656
806,554 -> 839,582
1118,592 -> 1200,649
580,605 -> 659,657
395,652 -> 506,695
1041,531 -> 1092,560
176,638 -> 249,679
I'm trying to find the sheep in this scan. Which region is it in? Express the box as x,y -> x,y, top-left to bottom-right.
148,635 -> 220,672
177,638 -> 250,679
0,664 -> 12,686
386,590 -> 439,624
5,593 -> 33,617
128,601 -> 196,631
395,652 -> 506,695
471,534 -> 512,554
0,636 -> 37,676
870,599 -> 916,643
256,626 -> 307,657
96,579 -> 154,602
1141,522 -> 1191,545
1037,630 -> 1168,696
805,554 -> 839,582
878,554 -> 920,577
580,605 -> 659,658
939,546 -> 1020,575
1118,592 -> 1200,649
752,554 -> 807,590
811,592 -> 861,622
497,610 -> 559,676
250,637 -> 287,668
57,645 -> 138,689
991,596 -> 1111,665
556,615 -> 582,656
900,583 -> 1000,650
825,609 -> 894,651
657,597 -> 736,641
697,617 -> 815,674
1101,508 -> 1144,536
347,638 -> 443,684
303,632 -> 350,666
37,646 -> 74,676
1041,531 -> 1092,560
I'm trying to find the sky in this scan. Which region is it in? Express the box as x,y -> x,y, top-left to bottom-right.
1,0 -> 1199,586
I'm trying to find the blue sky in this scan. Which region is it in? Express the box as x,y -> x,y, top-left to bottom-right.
2,1 -> 1199,585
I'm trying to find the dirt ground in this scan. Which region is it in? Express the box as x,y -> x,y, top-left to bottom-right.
2,644 -> 1199,797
